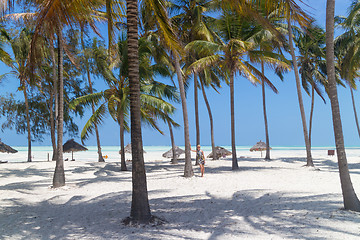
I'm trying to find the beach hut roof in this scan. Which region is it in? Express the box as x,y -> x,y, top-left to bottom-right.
162,146 -> 185,158
63,139 -> 88,153
207,146 -> 232,158
0,141 -> 17,153
250,140 -> 271,152
119,144 -> 146,154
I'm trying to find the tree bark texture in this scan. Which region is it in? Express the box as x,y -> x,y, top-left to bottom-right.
261,62 -> 270,160
168,120 -> 178,164
309,83 -> 315,147
288,16 -> 314,167
174,53 -> 194,177
53,30 -> 65,188
23,84 -> 32,162
50,41 -> 57,161
127,0 -> 152,222
194,73 -> 200,165
200,80 -> 217,160
326,0 -> 360,211
230,73 -> 238,170
119,109 -> 127,171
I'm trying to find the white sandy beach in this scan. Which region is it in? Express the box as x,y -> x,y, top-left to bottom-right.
1,147 -> 360,239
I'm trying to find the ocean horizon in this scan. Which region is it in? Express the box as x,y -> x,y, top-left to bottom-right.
9,145 -> 360,152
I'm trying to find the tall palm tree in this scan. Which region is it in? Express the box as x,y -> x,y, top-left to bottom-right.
295,23 -> 327,147
127,0 -> 151,223
27,0 -> 99,188
326,0 -> 360,211
335,11 -> 360,139
141,0 -> 193,177
186,11 -> 278,170
1,28 -> 36,162
80,28 -> 105,162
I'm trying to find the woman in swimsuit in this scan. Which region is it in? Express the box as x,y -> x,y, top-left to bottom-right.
191,145 -> 205,177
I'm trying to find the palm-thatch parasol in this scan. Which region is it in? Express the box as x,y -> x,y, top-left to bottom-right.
119,143 -> 146,154
63,139 -> 88,161
0,141 -> 18,153
250,140 -> 271,157
207,146 -> 232,159
162,146 -> 185,159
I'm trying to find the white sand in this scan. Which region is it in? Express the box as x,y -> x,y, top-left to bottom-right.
1,148 -> 360,239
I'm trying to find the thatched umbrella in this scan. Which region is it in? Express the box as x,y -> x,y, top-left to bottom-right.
162,146 -> 185,159
119,143 -> 146,154
250,140 -> 271,157
63,139 -> 88,161
207,146 -> 232,159
0,141 -> 18,154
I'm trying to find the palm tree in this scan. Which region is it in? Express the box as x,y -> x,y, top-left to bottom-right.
295,23 -> 327,147
244,10 -> 290,160
171,0 -> 215,159
80,28 -> 105,162
27,0 -> 99,188
142,0 -> 194,177
126,0 -> 151,223
326,0 -> 360,211
186,11 -> 277,170
1,28 -> 35,162
335,11 -> 360,139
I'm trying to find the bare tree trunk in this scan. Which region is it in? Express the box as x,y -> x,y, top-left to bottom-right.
350,87 -> 360,138
200,79 -> 217,160
22,84 -> 32,162
127,0 -> 151,223
288,16 -> 314,167
168,120 -> 178,164
261,62 -> 270,160
119,109 -> 127,171
50,40 -> 58,161
194,73 -> 200,165
309,82 -> 315,146
80,30 -> 104,162
53,30 -> 65,188
174,53 -> 194,177
326,0 -> 360,211
230,72 -> 238,170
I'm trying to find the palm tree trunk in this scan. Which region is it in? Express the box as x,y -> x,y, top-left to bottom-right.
106,0 -> 114,58
127,0 -> 151,223
168,120 -> 178,164
53,29 -> 65,188
230,72 -> 238,170
200,79 -> 217,160
287,16 -> 314,167
174,53 -> 194,177
326,0 -> 360,211
23,84 -> 32,162
350,87 -> 360,138
119,109 -> 127,171
80,30 -> 104,162
194,73 -> 200,165
261,62 -> 270,160
50,40 -> 57,161
309,82 -> 315,146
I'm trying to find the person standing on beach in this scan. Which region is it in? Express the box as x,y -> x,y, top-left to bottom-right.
191,145 -> 205,177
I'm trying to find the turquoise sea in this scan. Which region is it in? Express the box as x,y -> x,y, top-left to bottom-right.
3,145 -> 360,163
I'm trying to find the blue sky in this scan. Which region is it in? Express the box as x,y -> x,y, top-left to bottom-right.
0,0 -> 358,147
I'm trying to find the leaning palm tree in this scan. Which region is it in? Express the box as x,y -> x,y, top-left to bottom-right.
325,0 -> 360,211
